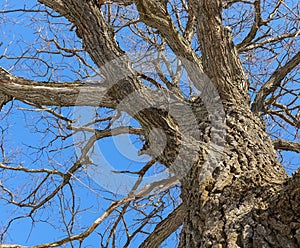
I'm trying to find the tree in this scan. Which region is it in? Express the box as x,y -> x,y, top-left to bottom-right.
0,0 -> 299,247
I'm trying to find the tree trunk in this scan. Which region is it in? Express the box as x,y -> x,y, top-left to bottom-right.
177,2 -> 300,246
179,104 -> 300,247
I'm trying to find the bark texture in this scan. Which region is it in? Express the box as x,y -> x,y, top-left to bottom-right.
176,0 -> 299,247
178,106 -> 294,247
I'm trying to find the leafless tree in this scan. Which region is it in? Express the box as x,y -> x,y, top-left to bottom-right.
0,0 -> 299,247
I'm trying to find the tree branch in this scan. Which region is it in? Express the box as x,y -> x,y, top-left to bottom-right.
0,195 -> 136,248
135,0 -> 204,89
251,51 -> 300,113
191,0 -> 249,103
238,31 -> 300,52
0,67 -> 112,107
257,168 -> 300,244
139,203 -> 184,248
272,139 -> 300,153
37,0 -> 64,14
0,91 -> 12,111
136,0 -> 201,65
236,0 -> 262,50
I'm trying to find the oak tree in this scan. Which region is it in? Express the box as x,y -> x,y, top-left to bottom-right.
0,0 -> 299,247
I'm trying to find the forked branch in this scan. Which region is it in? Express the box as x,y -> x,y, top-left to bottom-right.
251,51 -> 300,113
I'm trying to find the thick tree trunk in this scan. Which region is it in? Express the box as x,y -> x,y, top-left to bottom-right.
178,105 -> 300,247
176,1 -> 299,245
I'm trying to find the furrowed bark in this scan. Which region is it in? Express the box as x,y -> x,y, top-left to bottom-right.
0,67 -> 111,107
178,106 -> 291,247
176,0 -> 298,247
190,0 -> 250,104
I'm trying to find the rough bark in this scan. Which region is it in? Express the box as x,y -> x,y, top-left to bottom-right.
178,106 -> 293,247
176,0 -> 299,247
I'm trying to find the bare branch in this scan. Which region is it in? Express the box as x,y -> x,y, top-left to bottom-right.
0,163 -> 64,177
135,0 -> 202,74
192,0 -> 250,103
37,0 -> 65,15
0,67 -> 111,107
251,51 -> 300,113
272,140 -> 300,153
239,31 -> 300,52
0,195 -> 136,248
236,0 -> 262,50
139,203 -> 184,248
